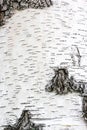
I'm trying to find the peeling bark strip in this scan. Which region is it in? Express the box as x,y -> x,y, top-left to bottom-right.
45,67 -> 86,95
4,110 -> 43,130
0,0 -> 53,26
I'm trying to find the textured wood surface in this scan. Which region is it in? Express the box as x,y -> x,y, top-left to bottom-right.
0,0 -> 87,130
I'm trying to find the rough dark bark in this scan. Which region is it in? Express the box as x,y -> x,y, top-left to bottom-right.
82,94 -> 87,121
4,110 -> 43,130
45,67 -> 87,123
0,0 -> 53,26
45,67 -> 86,95
0,5 -> 4,26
